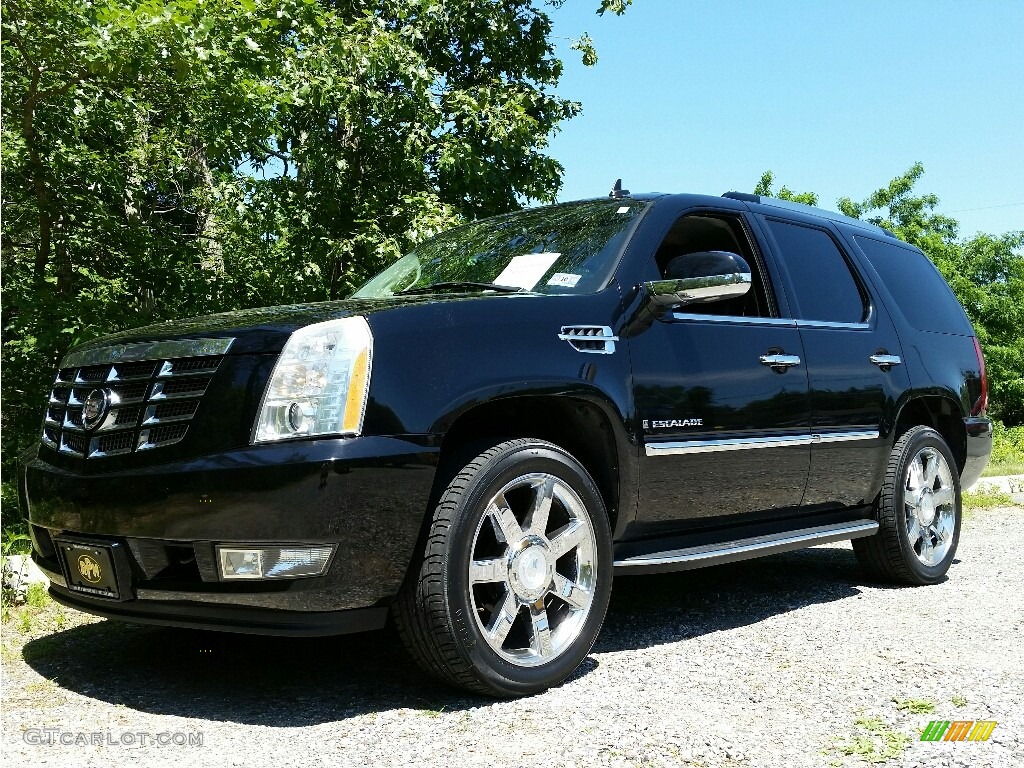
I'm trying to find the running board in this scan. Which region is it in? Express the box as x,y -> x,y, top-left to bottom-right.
613,520 -> 878,575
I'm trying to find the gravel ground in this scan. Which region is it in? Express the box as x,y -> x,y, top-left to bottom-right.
3,503 -> 1021,768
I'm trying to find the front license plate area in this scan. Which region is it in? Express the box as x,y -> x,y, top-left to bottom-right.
55,539 -> 124,599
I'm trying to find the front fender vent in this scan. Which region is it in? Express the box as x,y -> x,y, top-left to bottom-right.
558,325 -> 618,355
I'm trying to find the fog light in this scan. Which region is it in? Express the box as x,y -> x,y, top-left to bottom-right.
217,545 -> 334,580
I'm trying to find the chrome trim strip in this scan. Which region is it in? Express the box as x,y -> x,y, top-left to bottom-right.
88,436 -> 133,458
668,313 -> 797,327
614,521 -> 879,568
645,429 -> 880,456
95,408 -> 138,433
107,363 -> 159,382
61,413 -> 85,433
137,427 -> 188,451
157,360 -> 219,378
795,319 -> 870,330
814,429 -> 880,444
148,381 -> 209,401
58,435 -> 85,457
646,435 -> 814,456
142,404 -> 196,426
62,337 -> 234,368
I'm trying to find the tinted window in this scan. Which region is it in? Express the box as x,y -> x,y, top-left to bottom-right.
855,236 -> 973,334
766,220 -> 866,323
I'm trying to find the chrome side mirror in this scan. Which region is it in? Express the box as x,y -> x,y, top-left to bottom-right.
644,250 -> 752,307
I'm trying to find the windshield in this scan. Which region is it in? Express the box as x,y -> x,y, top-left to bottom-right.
352,199 -> 649,298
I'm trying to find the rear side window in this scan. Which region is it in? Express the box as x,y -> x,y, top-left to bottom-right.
854,236 -> 973,335
765,220 -> 866,323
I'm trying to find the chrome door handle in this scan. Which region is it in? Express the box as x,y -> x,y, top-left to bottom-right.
869,354 -> 902,371
760,354 -> 801,372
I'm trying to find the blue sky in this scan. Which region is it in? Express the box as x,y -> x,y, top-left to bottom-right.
545,1 -> 1024,236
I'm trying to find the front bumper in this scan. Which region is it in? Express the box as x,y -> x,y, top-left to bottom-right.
20,436 -> 438,635
961,416 -> 994,489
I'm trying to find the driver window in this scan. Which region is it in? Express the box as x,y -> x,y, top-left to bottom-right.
655,213 -> 773,317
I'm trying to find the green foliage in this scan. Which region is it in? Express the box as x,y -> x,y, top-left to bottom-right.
765,164 -> 1024,425
1,0 -> 619,472
962,487 -> 1014,509
833,717 -> 911,764
754,170 -> 819,206
893,698 -> 935,714
990,421 -> 1024,469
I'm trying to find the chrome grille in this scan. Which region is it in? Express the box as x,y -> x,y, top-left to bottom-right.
41,341 -> 232,459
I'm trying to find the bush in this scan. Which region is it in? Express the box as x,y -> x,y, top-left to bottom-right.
988,420 -> 1024,476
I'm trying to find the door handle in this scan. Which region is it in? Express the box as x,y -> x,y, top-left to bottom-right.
869,354 -> 902,371
760,353 -> 801,372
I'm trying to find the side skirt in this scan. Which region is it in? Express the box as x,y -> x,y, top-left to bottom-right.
613,520 -> 878,576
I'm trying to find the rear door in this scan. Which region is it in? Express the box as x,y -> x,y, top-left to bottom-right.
754,214 -> 910,510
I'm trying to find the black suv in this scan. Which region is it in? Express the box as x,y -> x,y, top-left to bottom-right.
19,190 -> 992,696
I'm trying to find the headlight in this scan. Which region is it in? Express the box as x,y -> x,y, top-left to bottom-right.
254,316 -> 373,443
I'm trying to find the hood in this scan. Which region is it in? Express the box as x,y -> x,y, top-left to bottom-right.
66,295 -> 450,358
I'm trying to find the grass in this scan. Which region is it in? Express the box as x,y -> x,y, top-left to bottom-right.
984,460 -> 1024,477
25,582 -> 48,608
963,488 -> 1015,509
893,697 -> 935,714
951,693 -> 968,708
832,717 -> 912,764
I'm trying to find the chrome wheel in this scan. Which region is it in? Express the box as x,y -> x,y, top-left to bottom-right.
904,446 -> 956,566
468,472 -> 598,667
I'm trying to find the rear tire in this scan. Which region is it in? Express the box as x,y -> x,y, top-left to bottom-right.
853,426 -> 961,585
394,438 -> 613,697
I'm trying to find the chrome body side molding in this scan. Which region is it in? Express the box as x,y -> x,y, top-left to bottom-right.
645,429 -> 880,456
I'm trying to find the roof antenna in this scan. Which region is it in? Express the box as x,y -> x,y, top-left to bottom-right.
608,178 -> 630,199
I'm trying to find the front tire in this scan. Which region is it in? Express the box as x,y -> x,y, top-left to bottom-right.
394,439 -> 613,697
853,425 -> 962,585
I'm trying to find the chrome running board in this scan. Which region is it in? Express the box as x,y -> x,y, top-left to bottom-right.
614,520 -> 878,575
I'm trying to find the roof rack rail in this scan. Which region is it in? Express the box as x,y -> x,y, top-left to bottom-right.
721,192 -> 897,239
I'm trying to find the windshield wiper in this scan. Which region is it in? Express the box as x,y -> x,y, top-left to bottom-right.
396,281 -> 527,295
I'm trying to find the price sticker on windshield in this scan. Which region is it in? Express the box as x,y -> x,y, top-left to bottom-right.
493,253 -> 560,290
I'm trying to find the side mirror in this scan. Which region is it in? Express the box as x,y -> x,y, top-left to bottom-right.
644,250 -> 752,307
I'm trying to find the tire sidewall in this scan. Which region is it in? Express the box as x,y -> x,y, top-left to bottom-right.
893,428 -> 962,583
443,441 -> 613,696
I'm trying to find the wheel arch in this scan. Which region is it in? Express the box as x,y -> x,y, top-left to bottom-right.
893,394 -> 967,474
433,392 -> 632,536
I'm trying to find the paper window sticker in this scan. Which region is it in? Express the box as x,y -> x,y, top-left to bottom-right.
493,252 -> 561,290
617,206 -> 630,214
547,273 -> 581,288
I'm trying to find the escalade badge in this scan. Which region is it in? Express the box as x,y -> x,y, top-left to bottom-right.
644,418 -> 704,429
82,388 -> 110,430
77,554 -> 102,583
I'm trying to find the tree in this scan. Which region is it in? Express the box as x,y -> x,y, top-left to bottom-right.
0,0 -> 628,469
754,170 -> 818,206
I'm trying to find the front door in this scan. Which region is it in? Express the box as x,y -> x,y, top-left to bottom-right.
627,210 -> 811,536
